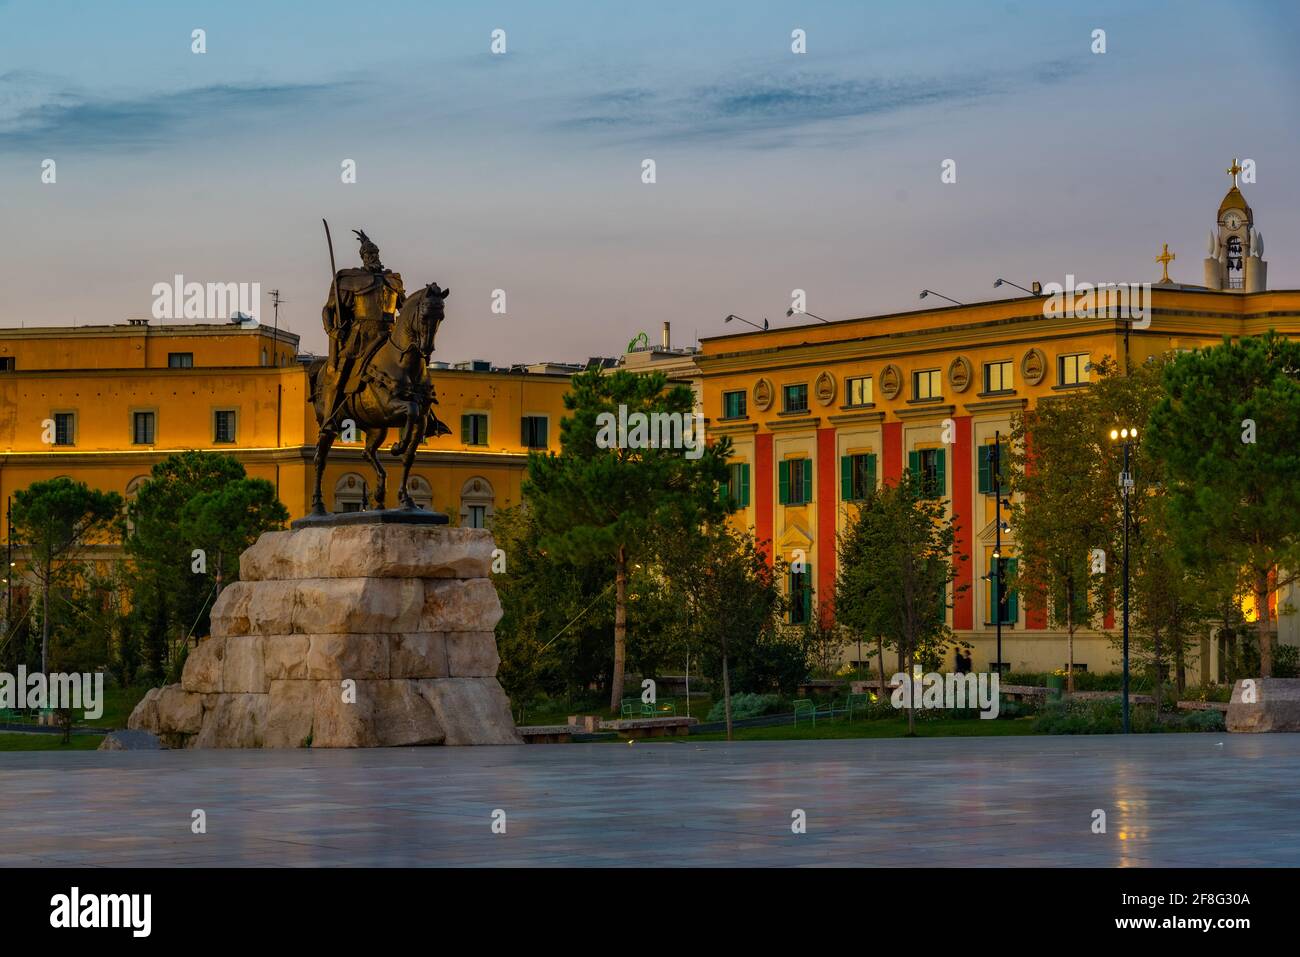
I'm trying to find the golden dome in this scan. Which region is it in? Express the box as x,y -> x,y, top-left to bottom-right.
1218,186 -> 1253,222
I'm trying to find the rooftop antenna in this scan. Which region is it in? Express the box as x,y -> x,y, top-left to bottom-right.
269,289 -> 287,365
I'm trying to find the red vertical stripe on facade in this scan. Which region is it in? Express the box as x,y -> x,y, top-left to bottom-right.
816,428 -> 837,621
952,416 -> 973,630
882,421 -> 903,485
755,432 -> 774,564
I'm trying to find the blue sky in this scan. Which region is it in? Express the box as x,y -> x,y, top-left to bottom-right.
1,0 -> 1298,363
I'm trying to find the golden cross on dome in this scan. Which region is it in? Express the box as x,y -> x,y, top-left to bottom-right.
1227,158 -> 1243,188
1156,243 -> 1176,283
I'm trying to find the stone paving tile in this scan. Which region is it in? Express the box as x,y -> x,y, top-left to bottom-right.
1,735 -> 1298,866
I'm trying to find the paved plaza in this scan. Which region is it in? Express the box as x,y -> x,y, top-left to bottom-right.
1,734 -> 1297,867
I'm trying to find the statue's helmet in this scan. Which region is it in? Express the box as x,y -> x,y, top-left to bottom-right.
353,229 -> 381,266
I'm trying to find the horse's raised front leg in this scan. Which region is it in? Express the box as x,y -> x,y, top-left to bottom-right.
363,427 -> 387,509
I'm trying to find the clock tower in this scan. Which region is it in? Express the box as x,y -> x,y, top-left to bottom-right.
1204,159 -> 1267,292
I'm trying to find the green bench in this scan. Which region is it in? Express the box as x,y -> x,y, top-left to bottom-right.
620,697 -> 676,718
844,692 -> 873,721
793,699 -> 816,726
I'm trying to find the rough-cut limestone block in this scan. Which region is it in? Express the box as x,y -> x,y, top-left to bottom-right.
306,634 -> 389,680
422,579 -> 503,633
240,524 -> 494,581
209,584 -> 253,638
126,687 -> 161,732
264,680 -> 316,748
1227,678 -> 1300,732
222,635 -> 268,694
99,729 -> 163,751
192,693 -> 268,748
312,678 -> 378,748
182,636 -> 225,694
155,685 -> 204,735
445,632 -> 500,677
371,680 -> 445,746
417,678 -> 522,745
389,633 -> 450,679
263,635 -> 311,680
294,578 -> 425,635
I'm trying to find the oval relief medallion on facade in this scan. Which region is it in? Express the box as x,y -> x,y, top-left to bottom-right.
879,364 -> 902,400
814,371 -> 836,406
948,356 -> 972,393
753,377 -> 774,412
1021,347 -> 1047,385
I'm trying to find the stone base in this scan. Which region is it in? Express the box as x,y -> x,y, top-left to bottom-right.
1226,678 -> 1300,732
127,523 -> 522,748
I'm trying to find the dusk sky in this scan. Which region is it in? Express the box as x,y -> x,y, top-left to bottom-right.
2,0 -> 1298,365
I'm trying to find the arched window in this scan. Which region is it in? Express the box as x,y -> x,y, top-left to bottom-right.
405,475 -> 433,510
333,472 -> 368,512
459,476 -> 495,528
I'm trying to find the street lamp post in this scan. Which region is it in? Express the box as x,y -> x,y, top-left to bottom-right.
992,434 -> 1003,674
785,308 -> 831,324
919,289 -> 963,306
724,313 -> 769,332
1110,427 -> 1137,733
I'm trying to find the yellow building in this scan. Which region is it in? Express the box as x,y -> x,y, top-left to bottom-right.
698,176 -> 1300,681
0,318 -> 572,537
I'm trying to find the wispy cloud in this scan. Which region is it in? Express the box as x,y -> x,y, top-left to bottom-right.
557,58 -> 1085,148
0,73 -> 347,151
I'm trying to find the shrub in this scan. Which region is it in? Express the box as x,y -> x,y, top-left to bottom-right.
706,692 -> 782,723
1034,696 -> 1225,734
1275,644 -> 1299,678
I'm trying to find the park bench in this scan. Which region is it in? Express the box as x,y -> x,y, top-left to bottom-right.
844,692 -> 873,721
793,699 -> 816,726
621,697 -> 676,719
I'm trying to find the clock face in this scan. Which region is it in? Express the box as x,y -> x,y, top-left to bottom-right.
1223,211 -> 1243,230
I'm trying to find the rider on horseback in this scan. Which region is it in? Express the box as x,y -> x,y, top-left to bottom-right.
319,229 -> 405,432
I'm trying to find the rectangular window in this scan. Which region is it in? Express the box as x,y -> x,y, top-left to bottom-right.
1058,352 -> 1091,386
908,447 -> 946,498
986,555 -> 1019,625
53,412 -> 75,446
778,458 -> 813,506
213,410 -> 236,443
782,383 -> 808,414
520,416 -> 548,449
846,376 -> 873,407
0,357 -> 14,372
977,440 -> 1009,494
467,505 -> 487,529
983,360 -> 1014,393
132,411 -> 156,445
722,390 -> 747,418
913,369 -> 942,400
722,462 -> 751,508
461,413 -> 488,446
840,452 -> 877,502
789,564 -> 813,625
168,352 -> 194,368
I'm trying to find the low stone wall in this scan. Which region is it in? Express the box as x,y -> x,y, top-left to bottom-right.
1227,678 -> 1300,732
128,521 -> 522,748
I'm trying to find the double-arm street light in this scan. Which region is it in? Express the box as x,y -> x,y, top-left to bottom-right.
786,308 -> 831,323
1110,426 -> 1138,733
993,278 -> 1041,296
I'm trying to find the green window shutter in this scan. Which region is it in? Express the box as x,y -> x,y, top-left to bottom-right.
841,455 -> 852,501
740,463 -> 750,507
803,563 -> 813,623
521,418 -> 529,447
538,418 -> 548,448
802,458 -> 813,504
460,415 -> 471,444
978,444 -> 991,494
935,448 -> 946,497
778,460 -> 789,505
866,453 -> 877,493
719,470 -> 730,506
1007,558 -> 1019,624
908,449 -> 919,482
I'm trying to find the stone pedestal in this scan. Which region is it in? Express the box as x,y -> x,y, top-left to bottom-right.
1226,677 -> 1300,732
127,521 -> 522,747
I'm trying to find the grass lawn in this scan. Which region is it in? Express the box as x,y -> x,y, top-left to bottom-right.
0,732 -> 103,751
648,715 -> 1038,742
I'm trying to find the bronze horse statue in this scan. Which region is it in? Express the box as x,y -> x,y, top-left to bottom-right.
308,282 -> 451,514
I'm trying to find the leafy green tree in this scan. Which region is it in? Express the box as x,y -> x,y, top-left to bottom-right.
179,479 -> 288,595
837,504 -> 891,692
657,523 -> 786,739
1009,385 -> 1111,692
1146,332 -> 1300,677
10,477 -> 122,675
524,369 -> 730,711
836,471 -> 963,735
